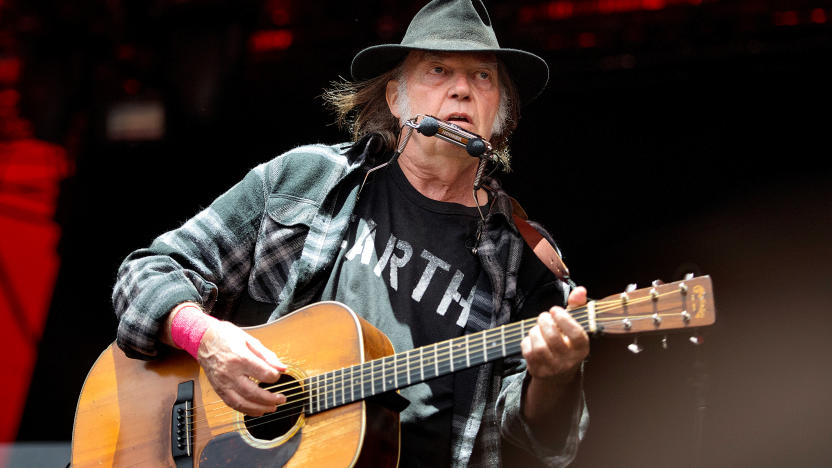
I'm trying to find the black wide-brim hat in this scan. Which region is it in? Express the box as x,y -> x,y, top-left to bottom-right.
351,0 -> 549,105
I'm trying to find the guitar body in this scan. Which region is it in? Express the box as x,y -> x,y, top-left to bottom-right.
71,302 -> 400,467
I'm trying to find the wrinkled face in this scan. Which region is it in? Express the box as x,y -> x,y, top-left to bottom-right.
386,51 -> 502,143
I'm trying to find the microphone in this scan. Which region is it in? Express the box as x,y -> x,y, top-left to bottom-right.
404,115 -> 493,159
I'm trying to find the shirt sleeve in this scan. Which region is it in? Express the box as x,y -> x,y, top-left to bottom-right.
111,164 -> 268,360
497,237 -> 590,467
498,363 -> 589,467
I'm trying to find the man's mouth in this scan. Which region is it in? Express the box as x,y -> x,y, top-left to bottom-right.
445,113 -> 472,125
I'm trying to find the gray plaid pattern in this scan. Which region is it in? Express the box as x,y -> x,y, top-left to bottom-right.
112,138 -> 586,466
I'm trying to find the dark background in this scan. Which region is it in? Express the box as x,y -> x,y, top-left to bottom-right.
7,0 -> 832,466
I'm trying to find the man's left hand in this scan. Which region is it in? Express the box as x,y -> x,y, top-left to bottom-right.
521,286 -> 590,423
522,286 -> 589,383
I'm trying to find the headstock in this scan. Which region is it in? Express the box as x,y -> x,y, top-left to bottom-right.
584,275 -> 716,338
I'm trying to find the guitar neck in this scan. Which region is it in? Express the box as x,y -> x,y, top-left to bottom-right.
303,315 -> 545,414
302,275 -> 715,415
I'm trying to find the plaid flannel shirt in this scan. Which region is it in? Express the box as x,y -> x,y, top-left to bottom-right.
112,136 -> 588,467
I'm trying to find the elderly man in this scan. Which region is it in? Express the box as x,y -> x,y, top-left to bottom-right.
113,1 -> 589,467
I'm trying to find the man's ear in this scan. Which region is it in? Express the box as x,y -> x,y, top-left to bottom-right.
386,79 -> 401,120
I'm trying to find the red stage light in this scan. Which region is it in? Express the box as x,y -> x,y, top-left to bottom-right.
810,8 -> 827,24
271,9 -> 290,26
547,1 -> 575,20
578,32 -> 598,48
122,79 -> 141,96
519,5 -> 537,23
377,15 -> 397,40
249,30 -> 294,52
774,11 -> 799,26
0,57 -> 21,85
0,89 -> 19,108
117,45 -> 135,61
267,0 -> 292,26
642,0 -> 667,11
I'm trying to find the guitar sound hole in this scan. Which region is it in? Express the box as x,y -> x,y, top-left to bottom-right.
243,373 -> 303,441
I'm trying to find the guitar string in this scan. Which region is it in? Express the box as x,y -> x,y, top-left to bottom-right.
183,289 -> 686,425
187,296 -> 690,432
184,311 -> 589,426
189,311 -> 600,436
193,287 -> 679,413
182,315 -> 585,430
184,288 -> 686,429
187,288 -> 671,415
190,321 -> 538,427
193,300 -> 696,438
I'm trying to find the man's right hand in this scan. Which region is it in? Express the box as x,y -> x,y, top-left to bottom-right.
197,321 -> 287,416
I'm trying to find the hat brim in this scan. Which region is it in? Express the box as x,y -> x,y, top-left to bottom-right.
351,44 -> 549,105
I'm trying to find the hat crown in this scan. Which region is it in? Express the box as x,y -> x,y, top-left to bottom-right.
350,0 -> 549,104
401,0 -> 500,51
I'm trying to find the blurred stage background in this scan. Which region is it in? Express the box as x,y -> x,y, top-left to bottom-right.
1,0 -> 830,466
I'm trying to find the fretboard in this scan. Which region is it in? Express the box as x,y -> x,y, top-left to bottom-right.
302,307 -> 589,414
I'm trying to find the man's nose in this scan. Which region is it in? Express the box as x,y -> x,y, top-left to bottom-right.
447,74 -> 471,100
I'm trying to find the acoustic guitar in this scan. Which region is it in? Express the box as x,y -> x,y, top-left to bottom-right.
71,275 -> 716,467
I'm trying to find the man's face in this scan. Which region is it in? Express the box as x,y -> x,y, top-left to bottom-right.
387,51 -> 502,143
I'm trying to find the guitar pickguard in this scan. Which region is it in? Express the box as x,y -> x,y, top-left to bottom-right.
198,428 -> 302,468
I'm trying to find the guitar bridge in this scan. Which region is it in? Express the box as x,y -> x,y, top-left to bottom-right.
171,381 -> 194,467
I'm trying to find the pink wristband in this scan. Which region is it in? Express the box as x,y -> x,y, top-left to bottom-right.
170,304 -> 219,359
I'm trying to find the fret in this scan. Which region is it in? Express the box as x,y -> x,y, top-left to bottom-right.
312,375 -> 321,411
449,342 -> 454,372
330,370 -> 337,407
331,372 -> 337,408
370,361 -> 375,395
360,363 -> 365,399
465,334 -> 470,368
484,329 -> 496,361
393,354 -> 399,388
350,365 -> 354,403
332,371 -> 338,407
325,373 -> 333,409
323,374 -> 328,410
338,369 -> 344,406
500,324 -> 507,356
329,370 -> 337,407
481,331 -> 488,363
383,357 -> 395,390
307,376 -> 315,413
381,357 -> 386,392
420,347 -> 425,381
504,323 -> 525,356
406,350 -> 411,385
315,375 -> 322,411
433,343 -> 439,377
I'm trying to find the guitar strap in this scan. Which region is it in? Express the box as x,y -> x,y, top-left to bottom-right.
509,197 -> 570,281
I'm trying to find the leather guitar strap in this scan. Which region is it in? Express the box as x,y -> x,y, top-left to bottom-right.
510,198 -> 570,280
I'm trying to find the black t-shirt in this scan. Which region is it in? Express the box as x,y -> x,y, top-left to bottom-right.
320,161 -> 491,467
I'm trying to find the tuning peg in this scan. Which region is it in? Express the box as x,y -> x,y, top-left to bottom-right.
684,272 -> 694,280
689,331 -> 704,346
652,279 -> 664,287
627,337 -> 643,354
621,283 -> 637,303
661,335 -> 669,349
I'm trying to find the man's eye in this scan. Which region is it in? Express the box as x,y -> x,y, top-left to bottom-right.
431,66 -> 444,74
478,71 -> 490,80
